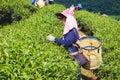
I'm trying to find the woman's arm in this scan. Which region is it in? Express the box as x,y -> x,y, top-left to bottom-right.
55,29 -> 78,47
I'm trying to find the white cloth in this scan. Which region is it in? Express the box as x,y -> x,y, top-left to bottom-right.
63,14 -> 78,35
37,0 -> 45,7
60,9 -> 78,35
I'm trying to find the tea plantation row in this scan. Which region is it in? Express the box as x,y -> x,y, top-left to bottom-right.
75,10 -> 120,79
0,0 -> 38,26
0,4 -> 79,80
0,2 -> 120,80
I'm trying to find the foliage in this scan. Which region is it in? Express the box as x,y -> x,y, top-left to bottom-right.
0,4 -> 79,80
110,15 -> 120,21
54,0 -> 120,15
98,48 -> 120,80
0,0 -> 38,26
75,10 -> 120,79
0,0 -> 120,79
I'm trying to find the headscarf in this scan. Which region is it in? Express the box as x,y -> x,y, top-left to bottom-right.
61,9 -> 78,35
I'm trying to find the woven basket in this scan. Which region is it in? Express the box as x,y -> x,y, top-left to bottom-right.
77,36 -> 102,70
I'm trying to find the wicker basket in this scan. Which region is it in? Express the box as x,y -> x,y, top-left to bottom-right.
77,36 -> 102,70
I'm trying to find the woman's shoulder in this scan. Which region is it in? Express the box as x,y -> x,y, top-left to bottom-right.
64,28 -> 78,37
69,28 -> 78,34
70,28 -> 77,32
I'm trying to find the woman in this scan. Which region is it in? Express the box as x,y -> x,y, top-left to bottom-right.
46,9 -> 88,66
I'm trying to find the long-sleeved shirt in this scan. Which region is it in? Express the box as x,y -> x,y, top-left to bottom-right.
55,28 -> 80,54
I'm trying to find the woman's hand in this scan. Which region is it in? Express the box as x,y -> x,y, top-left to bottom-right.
46,35 -> 55,41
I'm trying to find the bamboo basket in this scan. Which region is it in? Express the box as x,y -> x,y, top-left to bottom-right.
77,36 -> 102,70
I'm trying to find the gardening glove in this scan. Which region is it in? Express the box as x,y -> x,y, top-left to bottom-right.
46,35 -> 55,41
80,35 -> 86,38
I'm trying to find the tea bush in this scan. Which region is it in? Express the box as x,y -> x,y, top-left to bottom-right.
0,0 -> 38,26
76,10 -> 120,80
0,4 -> 79,80
0,0 -> 120,79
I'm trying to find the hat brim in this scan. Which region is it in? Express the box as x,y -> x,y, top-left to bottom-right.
55,13 -> 66,19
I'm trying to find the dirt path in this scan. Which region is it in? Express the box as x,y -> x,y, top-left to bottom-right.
78,30 -> 87,37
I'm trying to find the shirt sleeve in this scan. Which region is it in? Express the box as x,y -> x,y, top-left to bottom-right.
55,29 -> 76,47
